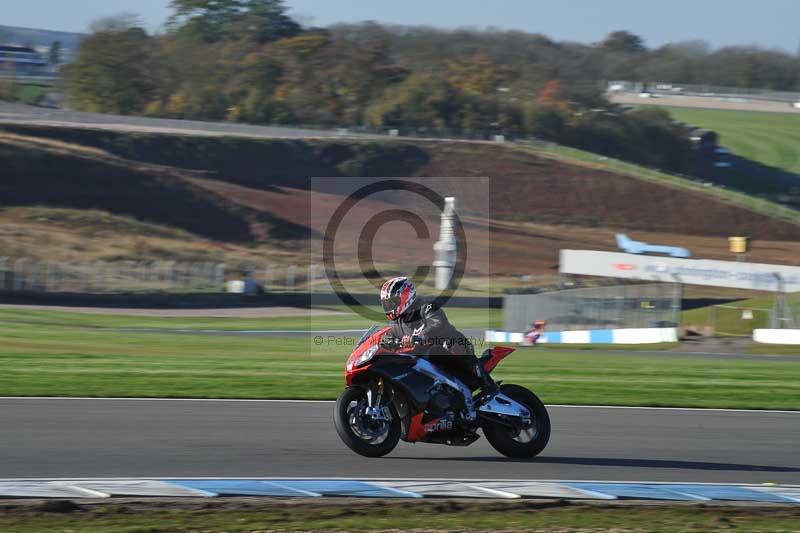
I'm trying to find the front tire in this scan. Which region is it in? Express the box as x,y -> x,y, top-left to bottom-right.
334,386 -> 401,458
483,384 -> 550,458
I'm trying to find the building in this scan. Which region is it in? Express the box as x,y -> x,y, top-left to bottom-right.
0,44 -> 48,76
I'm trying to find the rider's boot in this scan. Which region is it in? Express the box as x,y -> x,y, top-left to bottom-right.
474,361 -> 498,395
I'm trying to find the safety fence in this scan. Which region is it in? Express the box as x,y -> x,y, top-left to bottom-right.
608,80 -> 800,103
0,258 -> 328,294
503,283 -> 680,333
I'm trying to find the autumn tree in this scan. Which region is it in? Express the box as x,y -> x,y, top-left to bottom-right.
168,0 -> 301,43
446,53 -> 498,96
601,31 -> 647,53
63,16 -> 157,114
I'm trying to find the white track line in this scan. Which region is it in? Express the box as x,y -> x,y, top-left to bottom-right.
466,484 -> 522,499
0,397 -> 797,413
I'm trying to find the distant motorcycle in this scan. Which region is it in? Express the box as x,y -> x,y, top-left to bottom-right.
334,325 -> 550,458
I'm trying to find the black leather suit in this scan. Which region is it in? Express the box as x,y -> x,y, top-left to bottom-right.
387,300 -> 478,388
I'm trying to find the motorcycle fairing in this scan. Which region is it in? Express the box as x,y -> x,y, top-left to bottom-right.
481,346 -> 516,373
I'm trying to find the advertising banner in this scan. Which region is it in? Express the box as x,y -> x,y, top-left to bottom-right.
560,250 -> 800,292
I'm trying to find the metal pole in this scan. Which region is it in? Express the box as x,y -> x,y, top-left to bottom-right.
672,282 -> 683,327
45,262 -> 54,292
263,264 -> 273,292
14,259 -> 26,290
29,261 -> 40,291
710,305 -> 717,336
214,263 -> 225,291
94,261 -> 105,293
774,273 -> 786,330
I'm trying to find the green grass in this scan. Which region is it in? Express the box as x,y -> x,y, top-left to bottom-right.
664,107 -> 800,174
1,308 -> 799,409
2,500 -> 798,533
0,306 -> 501,331
682,294 -> 800,337
11,83 -> 49,106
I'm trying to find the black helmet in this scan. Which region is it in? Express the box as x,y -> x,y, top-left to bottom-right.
380,276 -> 417,320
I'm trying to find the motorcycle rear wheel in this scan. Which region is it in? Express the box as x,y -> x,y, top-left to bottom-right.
483,384 -> 551,458
334,386 -> 401,458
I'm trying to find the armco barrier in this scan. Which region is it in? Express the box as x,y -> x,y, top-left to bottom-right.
485,328 -> 678,345
753,329 -> 800,345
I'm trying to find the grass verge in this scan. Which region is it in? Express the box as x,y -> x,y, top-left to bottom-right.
1,308 -> 798,408
0,306 -> 501,331
663,107 -> 800,174
1,499 -> 798,533
682,294 -> 800,337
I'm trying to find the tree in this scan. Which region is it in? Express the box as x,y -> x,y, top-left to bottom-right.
48,41 -> 62,66
364,74 -> 460,129
536,80 -> 563,106
168,0 -> 301,43
63,16 -> 157,114
601,31 -> 647,53
446,53 -> 498,96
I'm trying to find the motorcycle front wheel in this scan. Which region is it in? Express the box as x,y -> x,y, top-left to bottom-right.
334,385 -> 401,458
483,384 -> 551,458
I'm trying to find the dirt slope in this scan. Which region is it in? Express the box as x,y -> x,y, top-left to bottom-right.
3,126 -> 800,279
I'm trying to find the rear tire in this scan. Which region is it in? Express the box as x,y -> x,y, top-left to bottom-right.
483,384 -> 550,458
334,386 -> 401,458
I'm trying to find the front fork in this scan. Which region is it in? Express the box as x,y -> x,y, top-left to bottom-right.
365,379 -> 391,421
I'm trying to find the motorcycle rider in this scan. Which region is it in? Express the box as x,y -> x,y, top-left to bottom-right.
379,276 -> 495,420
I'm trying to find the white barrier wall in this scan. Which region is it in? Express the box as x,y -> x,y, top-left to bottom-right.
484,328 -> 678,345
612,328 -> 679,344
753,329 -> 800,345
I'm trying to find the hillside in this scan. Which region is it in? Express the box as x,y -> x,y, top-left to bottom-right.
3,125 -> 800,286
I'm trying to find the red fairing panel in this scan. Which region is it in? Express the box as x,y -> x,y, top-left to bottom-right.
406,412 -> 428,442
482,346 -> 515,373
345,326 -> 392,385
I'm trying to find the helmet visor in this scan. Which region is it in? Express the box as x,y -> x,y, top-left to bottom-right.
382,295 -> 401,315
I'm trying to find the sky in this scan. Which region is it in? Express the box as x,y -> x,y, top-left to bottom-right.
3,0 -> 799,52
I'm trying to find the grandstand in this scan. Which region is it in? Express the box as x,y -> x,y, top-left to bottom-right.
0,44 -> 48,76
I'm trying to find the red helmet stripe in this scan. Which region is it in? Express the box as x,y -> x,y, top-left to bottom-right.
399,284 -> 410,310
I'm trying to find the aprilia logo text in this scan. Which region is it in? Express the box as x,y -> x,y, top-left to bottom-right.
425,418 -> 453,433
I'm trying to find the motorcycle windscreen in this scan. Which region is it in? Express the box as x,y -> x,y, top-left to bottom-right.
356,325 -> 384,347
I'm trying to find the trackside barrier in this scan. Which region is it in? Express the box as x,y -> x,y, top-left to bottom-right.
484,328 -> 678,345
753,329 -> 800,345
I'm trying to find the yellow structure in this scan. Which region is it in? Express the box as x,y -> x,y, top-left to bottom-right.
729,236 -> 749,254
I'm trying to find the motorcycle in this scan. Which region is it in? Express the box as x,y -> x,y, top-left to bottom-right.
333,324 -> 550,458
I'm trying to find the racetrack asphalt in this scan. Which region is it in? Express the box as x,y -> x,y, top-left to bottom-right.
2,399 -> 798,483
